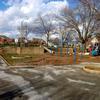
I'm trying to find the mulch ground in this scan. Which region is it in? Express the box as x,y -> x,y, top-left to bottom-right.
15,53 -> 100,66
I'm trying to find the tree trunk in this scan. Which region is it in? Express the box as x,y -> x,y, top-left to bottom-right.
80,38 -> 87,52
47,34 -> 49,47
81,42 -> 86,53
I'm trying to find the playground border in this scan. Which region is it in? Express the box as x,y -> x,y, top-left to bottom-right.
83,66 -> 100,74
0,55 -> 10,66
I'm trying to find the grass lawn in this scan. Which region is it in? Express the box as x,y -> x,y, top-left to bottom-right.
1,53 -> 44,66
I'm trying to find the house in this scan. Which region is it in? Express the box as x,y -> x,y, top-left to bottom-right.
0,37 -> 5,44
0,35 -> 14,45
86,33 -> 100,48
92,33 -> 100,44
91,37 -> 99,44
31,38 -> 46,46
23,38 -> 46,46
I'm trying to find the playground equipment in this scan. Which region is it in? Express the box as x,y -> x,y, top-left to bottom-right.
43,46 -> 54,54
43,41 -> 57,54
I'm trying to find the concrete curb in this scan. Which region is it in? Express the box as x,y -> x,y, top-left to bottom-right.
9,66 -> 35,69
0,55 -> 35,69
83,66 -> 100,74
0,55 -> 10,66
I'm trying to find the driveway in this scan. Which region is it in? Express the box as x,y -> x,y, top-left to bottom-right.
0,57 -> 100,100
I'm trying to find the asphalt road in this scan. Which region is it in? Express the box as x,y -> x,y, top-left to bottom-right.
0,58 -> 100,100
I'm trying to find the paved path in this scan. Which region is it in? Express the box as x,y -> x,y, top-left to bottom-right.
0,57 -> 100,100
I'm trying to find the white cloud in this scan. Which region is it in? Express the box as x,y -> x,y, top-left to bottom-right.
41,0 -> 68,16
0,0 -> 68,38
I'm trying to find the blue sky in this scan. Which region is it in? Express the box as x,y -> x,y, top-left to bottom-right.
0,0 -> 78,38
0,0 -> 78,10
0,1 -> 7,10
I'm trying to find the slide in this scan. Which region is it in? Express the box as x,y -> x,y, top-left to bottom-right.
43,46 -> 54,54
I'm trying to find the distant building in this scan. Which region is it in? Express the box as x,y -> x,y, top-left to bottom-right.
91,37 -> 99,44
0,35 -> 14,45
86,34 -> 100,47
26,38 -> 46,46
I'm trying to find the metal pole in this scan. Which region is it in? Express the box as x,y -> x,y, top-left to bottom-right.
73,46 -> 76,63
60,34 -> 63,57
80,43 -> 84,59
66,42 -> 69,56
73,38 -> 77,63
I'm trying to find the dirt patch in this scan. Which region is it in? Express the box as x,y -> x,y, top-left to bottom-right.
16,54 -> 100,66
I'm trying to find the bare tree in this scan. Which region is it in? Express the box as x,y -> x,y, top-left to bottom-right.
34,14 -> 54,47
58,0 -> 100,49
17,21 -> 29,54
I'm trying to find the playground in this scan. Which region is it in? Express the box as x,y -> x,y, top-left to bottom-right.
0,35 -> 100,66
1,47 -> 100,66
